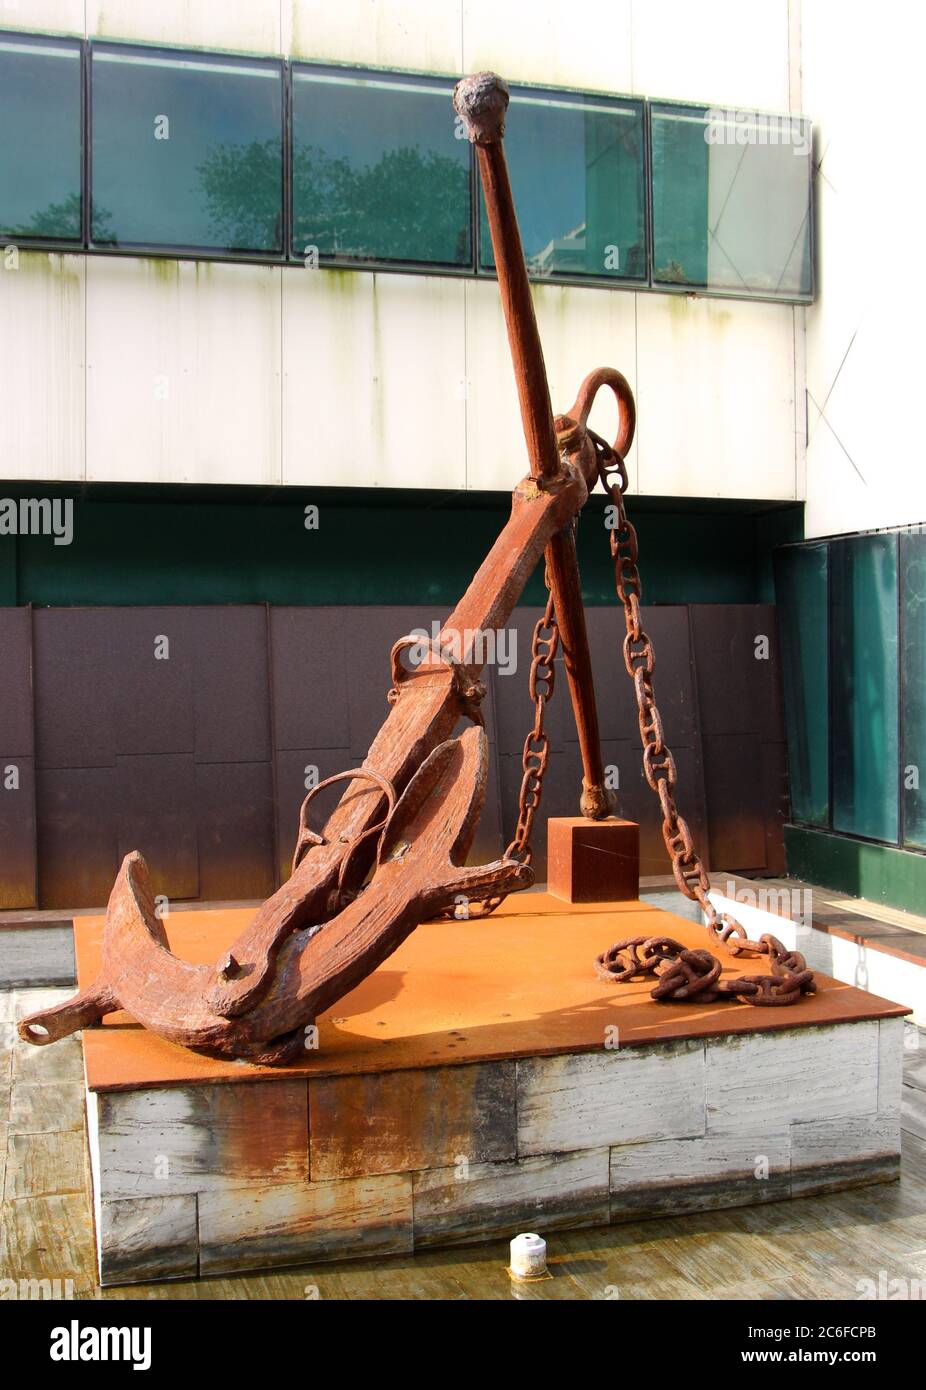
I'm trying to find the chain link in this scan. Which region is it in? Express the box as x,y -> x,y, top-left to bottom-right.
447,429 -> 773,949
593,431 -> 768,960
467,587 -> 559,918
595,933 -> 815,1005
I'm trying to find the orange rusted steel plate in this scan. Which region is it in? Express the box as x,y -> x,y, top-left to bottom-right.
73,894 -> 909,1094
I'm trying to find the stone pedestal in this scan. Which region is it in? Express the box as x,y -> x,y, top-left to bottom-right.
547,816 -> 639,902
74,897 -> 908,1285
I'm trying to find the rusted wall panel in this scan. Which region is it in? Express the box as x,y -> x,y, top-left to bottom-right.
194,762 -> 276,902
33,610 -> 117,770
36,767 -> 120,909
700,733 -> 770,871
0,609 -> 37,907
340,606 -> 440,761
116,754 -> 199,901
0,755 -> 37,909
585,605 -> 699,746
690,604 -> 784,737
0,609 -> 34,755
690,604 -> 788,872
493,606 -> 576,751
189,607 -> 271,764
107,609 -> 195,757
272,746 -> 353,887
270,608 -> 351,751
12,600 -> 788,908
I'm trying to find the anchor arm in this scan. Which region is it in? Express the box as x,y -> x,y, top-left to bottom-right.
454,72 -> 616,819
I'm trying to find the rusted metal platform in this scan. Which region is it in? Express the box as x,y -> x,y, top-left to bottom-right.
76,895 -> 905,1090
75,896 -> 908,1284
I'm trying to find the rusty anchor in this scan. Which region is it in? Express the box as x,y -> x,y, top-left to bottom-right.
19,73 -> 789,1064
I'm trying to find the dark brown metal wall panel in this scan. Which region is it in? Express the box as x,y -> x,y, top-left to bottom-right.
493,607 -> 575,753
761,740 -> 789,876
690,604 -> 784,737
36,766 -> 119,909
498,744 -> 585,880
689,605 -> 789,873
106,609 -> 195,757
272,746 -> 355,887
0,609 -> 38,906
189,606 -> 271,763
585,605 -> 698,747
22,600 -> 788,908
701,733 -> 770,871
495,605 -> 709,880
341,607 -> 442,761
33,610 -> 117,769
195,762 -> 275,901
116,753 -> 199,900
0,608 -> 34,754
0,755 -> 37,908
270,608 -> 351,751
596,738 -> 710,880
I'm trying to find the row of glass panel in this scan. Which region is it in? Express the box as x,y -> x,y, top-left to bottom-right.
774,531 -> 925,850
0,31 -> 813,299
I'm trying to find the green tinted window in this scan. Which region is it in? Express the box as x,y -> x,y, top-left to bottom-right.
292,66 -> 470,267
480,87 -> 645,281
651,103 -> 812,299
0,33 -> 82,240
901,530 -> 926,848
774,543 -> 830,827
91,43 -> 283,252
831,535 -> 899,843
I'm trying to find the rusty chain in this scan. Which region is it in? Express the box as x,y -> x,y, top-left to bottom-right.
467,586 -> 560,917
595,933 -> 815,1007
439,425 -> 795,967
593,430 -> 768,961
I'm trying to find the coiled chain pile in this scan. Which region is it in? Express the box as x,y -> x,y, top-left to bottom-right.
594,933 -> 815,1007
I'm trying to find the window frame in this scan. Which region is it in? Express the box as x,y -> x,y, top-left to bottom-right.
474,79 -> 649,291
0,29 -> 86,247
776,525 -> 926,853
648,95 -> 815,305
87,36 -> 287,260
288,59 -> 476,274
0,29 -> 814,304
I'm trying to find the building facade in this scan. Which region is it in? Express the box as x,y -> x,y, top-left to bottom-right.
0,0 -> 922,915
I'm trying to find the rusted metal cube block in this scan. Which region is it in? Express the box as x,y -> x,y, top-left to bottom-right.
547,816 -> 639,903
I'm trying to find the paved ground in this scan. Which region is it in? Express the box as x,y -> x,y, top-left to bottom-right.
3,986 -> 926,1301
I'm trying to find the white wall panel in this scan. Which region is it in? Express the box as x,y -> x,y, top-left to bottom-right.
86,0 -> 281,53
801,0 -> 925,537
5,0 -> 84,33
635,292 -> 797,499
464,278 -> 637,491
462,0 -> 632,93
285,0 -> 463,73
5,0 -> 804,503
632,0 -> 791,109
805,295 -> 926,536
282,268 -> 466,489
86,257 -> 282,485
0,252 -> 85,481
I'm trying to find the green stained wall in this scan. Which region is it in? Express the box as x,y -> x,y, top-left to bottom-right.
0,484 -> 802,609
